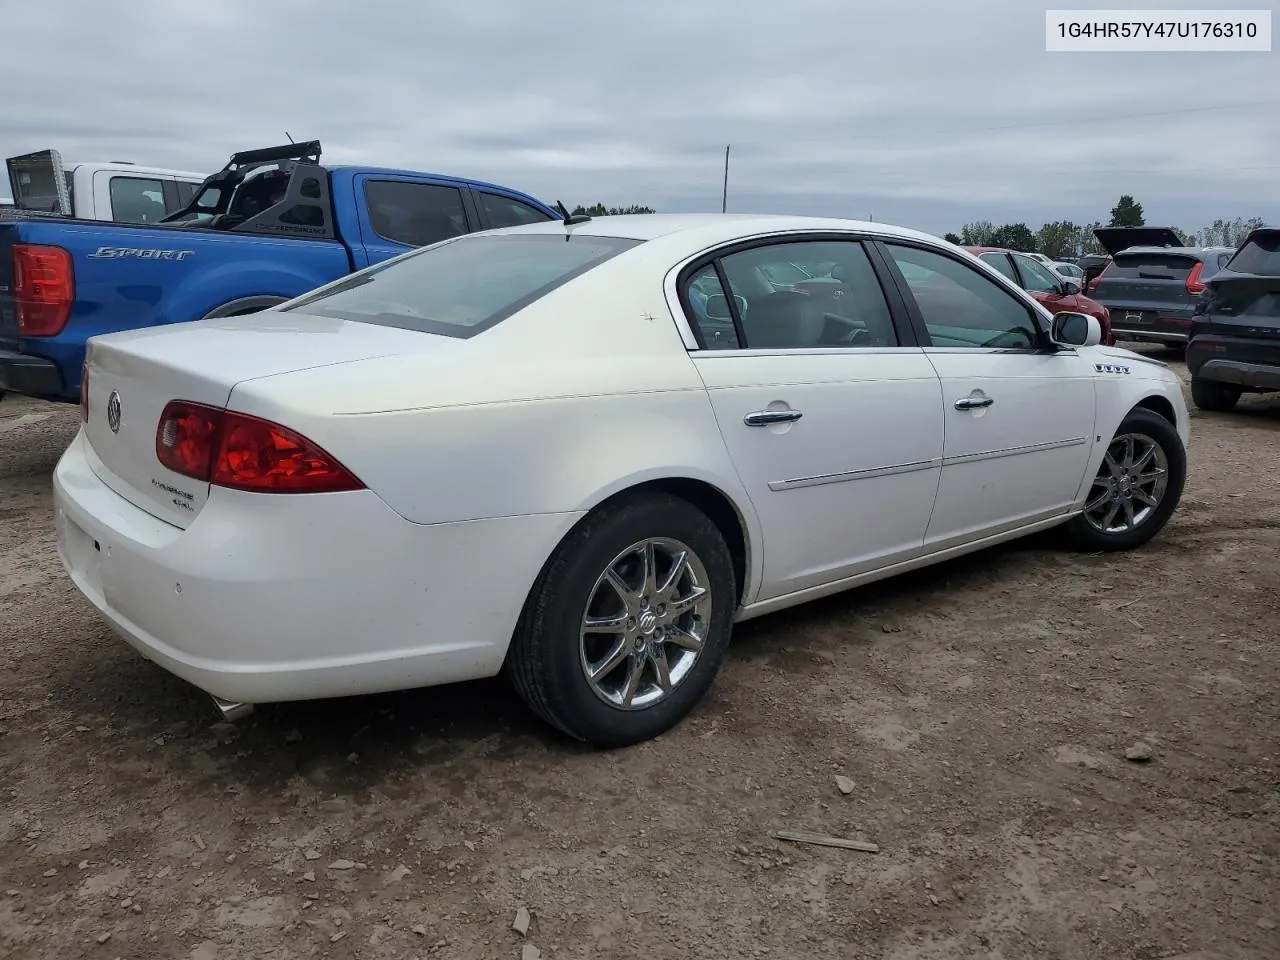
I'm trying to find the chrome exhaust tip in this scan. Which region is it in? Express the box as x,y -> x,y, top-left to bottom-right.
210,695 -> 254,722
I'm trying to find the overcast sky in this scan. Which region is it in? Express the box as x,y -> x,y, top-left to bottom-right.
3,0 -> 1275,236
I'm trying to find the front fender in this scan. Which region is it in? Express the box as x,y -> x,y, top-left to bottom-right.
1073,354 -> 1188,507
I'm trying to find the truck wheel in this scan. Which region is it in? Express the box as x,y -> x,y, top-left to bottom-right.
1065,408 -> 1186,552
1190,378 -> 1241,412
507,493 -> 736,748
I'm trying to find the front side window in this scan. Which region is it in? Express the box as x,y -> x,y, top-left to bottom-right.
684,240 -> 898,350
282,233 -> 640,339
109,176 -> 167,224
364,180 -> 469,247
478,192 -> 554,228
885,244 -> 1041,350
1014,254 -> 1064,293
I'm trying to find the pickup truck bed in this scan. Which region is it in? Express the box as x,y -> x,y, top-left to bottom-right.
1,143 -> 558,402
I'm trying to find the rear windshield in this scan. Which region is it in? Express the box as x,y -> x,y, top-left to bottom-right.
1106,253 -> 1198,281
1225,232 -> 1280,276
281,233 -> 640,337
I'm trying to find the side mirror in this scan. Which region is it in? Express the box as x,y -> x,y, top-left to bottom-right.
1062,279 -> 1081,295
1050,311 -> 1101,348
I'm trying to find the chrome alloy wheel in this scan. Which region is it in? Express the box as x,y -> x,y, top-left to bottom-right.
579,538 -> 713,710
1083,432 -> 1170,535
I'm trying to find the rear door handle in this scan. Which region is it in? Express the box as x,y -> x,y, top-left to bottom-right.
744,409 -> 803,426
954,396 -> 994,410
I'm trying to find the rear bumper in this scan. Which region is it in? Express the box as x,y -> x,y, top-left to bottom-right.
1102,304 -> 1194,344
0,349 -> 63,396
53,429 -> 582,705
1190,358 -> 1280,390
1187,335 -> 1280,389
1108,326 -> 1189,344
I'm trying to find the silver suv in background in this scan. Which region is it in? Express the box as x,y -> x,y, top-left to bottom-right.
1090,227 -> 1234,350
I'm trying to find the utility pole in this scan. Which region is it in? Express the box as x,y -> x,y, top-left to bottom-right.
721,145 -> 730,213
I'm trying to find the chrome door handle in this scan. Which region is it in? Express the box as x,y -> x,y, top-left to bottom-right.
744,409 -> 803,426
954,396 -> 994,410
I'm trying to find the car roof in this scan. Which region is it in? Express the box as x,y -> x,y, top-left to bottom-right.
494,213 -> 947,246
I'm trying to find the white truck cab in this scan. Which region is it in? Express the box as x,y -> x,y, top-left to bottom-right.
5,149 -> 204,224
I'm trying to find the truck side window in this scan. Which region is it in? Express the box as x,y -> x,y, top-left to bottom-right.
478,192 -> 554,228
110,176 -> 167,224
364,181 -> 469,247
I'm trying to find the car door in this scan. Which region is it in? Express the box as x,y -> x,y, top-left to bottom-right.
877,240 -> 1098,549
677,236 -> 945,600
351,176 -> 479,269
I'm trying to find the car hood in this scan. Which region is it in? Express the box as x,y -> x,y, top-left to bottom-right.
1093,227 -> 1184,257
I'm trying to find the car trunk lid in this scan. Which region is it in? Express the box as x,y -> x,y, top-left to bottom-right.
81,314 -> 433,528
1094,251 -> 1202,312
1092,227 -> 1185,257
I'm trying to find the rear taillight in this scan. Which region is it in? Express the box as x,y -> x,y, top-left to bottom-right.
12,244 -> 74,337
156,401 -> 363,494
80,364 -> 89,422
1185,261 -> 1206,296
1089,263 -> 1110,293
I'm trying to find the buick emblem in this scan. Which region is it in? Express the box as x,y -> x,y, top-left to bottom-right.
106,390 -> 122,434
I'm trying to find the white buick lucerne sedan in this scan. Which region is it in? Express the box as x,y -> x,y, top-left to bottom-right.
55,214 -> 1188,746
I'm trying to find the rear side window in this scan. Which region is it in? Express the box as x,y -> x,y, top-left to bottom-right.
109,176 -> 167,224
282,234 -> 640,338
1106,254 -> 1197,280
1226,233 -> 1280,276
364,180 -> 470,247
478,192 -> 554,228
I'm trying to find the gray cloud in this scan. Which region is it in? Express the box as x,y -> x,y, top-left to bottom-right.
3,0 -> 1276,236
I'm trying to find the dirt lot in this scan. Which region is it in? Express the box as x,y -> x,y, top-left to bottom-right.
1,353 -> 1277,960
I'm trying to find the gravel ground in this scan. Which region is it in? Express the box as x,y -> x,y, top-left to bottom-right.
1,351 -> 1277,960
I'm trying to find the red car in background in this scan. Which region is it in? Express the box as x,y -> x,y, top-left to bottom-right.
964,246 -> 1115,344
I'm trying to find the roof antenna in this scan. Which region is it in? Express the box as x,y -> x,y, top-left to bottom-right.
285,131 -> 295,143
556,200 -> 592,230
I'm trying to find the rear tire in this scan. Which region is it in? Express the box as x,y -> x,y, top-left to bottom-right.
1190,378 -> 1241,412
507,493 -> 736,748
1065,408 -> 1185,552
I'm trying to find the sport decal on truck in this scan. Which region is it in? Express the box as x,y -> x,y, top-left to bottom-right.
88,247 -> 195,261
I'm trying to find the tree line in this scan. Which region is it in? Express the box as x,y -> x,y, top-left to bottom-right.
570,203 -> 656,216
942,195 -> 1264,260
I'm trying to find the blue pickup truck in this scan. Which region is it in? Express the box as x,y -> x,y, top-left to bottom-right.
0,141 -> 558,403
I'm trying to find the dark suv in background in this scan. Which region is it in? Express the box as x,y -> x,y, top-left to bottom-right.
1089,227 -> 1234,350
1186,225 -> 1280,411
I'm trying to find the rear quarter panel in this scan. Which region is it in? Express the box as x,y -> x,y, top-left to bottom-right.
8,219 -> 349,399
225,251 -> 766,600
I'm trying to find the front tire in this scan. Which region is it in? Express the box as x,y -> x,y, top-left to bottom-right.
507,493 -> 737,747
1190,378 -> 1241,412
1065,408 -> 1186,552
